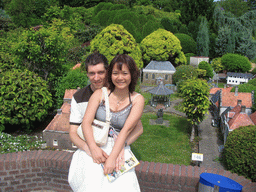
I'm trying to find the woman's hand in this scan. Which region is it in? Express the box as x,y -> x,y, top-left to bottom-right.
90,146 -> 108,164
103,156 -> 116,175
115,148 -> 125,171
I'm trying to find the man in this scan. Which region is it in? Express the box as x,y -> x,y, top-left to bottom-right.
69,52 -> 143,156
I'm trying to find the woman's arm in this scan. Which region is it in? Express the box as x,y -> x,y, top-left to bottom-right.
104,94 -> 145,174
82,89 -> 108,164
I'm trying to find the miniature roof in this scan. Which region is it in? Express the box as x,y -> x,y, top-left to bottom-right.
143,61 -> 176,72
221,89 -> 252,108
250,111 -> 256,125
228,112 -> 254,130
148,81 -> 174,95
226,72 -> 254,79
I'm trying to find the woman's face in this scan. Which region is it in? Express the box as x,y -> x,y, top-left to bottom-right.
111,63 -> 131,90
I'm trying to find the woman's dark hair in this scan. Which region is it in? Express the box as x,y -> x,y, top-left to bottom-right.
107,54 -> 140,93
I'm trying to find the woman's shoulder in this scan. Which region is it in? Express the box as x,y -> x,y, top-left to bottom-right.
131,92 -> 144,102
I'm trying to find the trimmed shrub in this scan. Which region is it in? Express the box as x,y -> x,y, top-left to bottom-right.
112,11 -> 140,27
173,65 -> 198,85
221,53 -> 251,73
141,20 -> 161,41
121,20 -> 137,41
174,33 -> 196,54
161,17 -> 179,33
109,4 -> 127,10
93,2 -> 113,16
211,57 -> 223,73
55,69 -> 88,108
198,61 -> 214,80
90,24 -> 143,69
140,28 -> 186,66
223,125 -> 256,182
0,69 -> 53,132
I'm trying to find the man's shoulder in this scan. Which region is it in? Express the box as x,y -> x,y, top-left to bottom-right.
73,85 -> 93,104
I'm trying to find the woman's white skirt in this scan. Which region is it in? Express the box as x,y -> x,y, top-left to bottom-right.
68,137 -> 141,192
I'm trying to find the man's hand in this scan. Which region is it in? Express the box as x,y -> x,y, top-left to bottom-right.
103,156 -> 116,175
90,146 -> 108,164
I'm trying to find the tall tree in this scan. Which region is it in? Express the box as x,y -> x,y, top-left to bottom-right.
218,0 -> 249,17
197,17 -> 210,57
214,5 -> 256,60
179,0 -> 215,25
180,78 -> 210,142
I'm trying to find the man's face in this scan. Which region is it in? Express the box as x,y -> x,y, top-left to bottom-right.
87,63 -> 106,92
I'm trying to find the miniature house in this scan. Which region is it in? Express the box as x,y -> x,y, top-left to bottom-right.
142,61 -> 176,84
226,72 -> 254,86
43,89 -> 77,150
190,56 -> 209,67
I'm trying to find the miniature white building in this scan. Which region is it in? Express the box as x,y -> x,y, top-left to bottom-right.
190,56 -> 209,67
226,72 -> 254,86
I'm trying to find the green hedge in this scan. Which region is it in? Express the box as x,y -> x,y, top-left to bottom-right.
223,125 -> 256,182
175,33 -> 196,54
0,69 -> 53,132
221,53 -> 251,73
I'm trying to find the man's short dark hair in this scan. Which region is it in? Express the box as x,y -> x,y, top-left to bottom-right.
85,52 -> 108,72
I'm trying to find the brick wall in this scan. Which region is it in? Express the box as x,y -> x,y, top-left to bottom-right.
0,150 -> 255,192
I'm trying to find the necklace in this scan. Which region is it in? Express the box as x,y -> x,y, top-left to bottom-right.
117,96 -> 127,106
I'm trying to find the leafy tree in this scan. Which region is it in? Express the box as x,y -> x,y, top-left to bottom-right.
223,125 -> 256,182
211,57 -> 224,73
221,53 -> 251,72
160,17 -> 180,34
218,0 -> 249,17
13,19 -> 74,81
179,0 -> 215,25
198,61 -> 214,80
0,69 -> 53,132
197,17 -> 210,57
174,33 -> 196,54
90,24 -> 143,69
4,0 -> 57,28
55,69 -> 88,108
214,5 -> 256,60
140,28 -> 186,67
180,78 -> 210,141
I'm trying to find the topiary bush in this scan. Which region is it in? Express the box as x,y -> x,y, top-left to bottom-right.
223,125 -> 256,182
211,57 -> 223,73
54,69 -> 89,108
221,53 -> 251,73
174,33 -> 196,54
90,24 -> 143,69
140,28 -> 186,66
198,61 -> 214,80
172,64 -> 198,86
0,69 -> 53,132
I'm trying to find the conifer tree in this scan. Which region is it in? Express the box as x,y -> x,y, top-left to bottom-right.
196,17 -> 209,57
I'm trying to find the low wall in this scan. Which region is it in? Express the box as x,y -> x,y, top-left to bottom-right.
0,150 -> 255,192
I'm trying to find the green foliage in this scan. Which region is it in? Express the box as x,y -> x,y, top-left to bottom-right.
214,5 -> 256,60
13,19 -> 74,81
109,4 -> 127,10
93,2 -> 113,16
197,17 -> 210,57
66,46 -> 89,65
172,65 -> 198,87
160,17 -> 180,33
179,0 -> 215,25
211,57 -> 224,72
4,0 -> 57,28
0,132 -> 45,154
55,69 -> 88,108
180,78 -> 210,125
198,61 -> 214,80
0,69 -> 53,132
221,53 -> 251,72
218,0 -> 250,17
141,20 -> 161,42
90,24 -> 143,69
175,33 -> 196,54
74,24 -> 103,44
251,68 -> 256,75
140,29 -> 186,66
223,125 -> 256,182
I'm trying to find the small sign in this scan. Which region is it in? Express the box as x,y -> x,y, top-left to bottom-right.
192,153 -> 203,161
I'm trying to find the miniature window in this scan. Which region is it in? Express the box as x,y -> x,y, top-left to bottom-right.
145,74 -> 148,79
165,75 -> 168,80
53,139 -> 58,146
152,74 -> 155,79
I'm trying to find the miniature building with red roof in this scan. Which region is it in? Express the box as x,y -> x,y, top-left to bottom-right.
43,89 -> 78,150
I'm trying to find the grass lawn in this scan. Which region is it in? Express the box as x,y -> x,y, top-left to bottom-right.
131,112 -> 192,166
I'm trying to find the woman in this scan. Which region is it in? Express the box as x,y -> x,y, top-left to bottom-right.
68,54 -> 144,191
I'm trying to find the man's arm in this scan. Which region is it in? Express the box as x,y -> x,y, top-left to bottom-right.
69,124 -> 91,156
